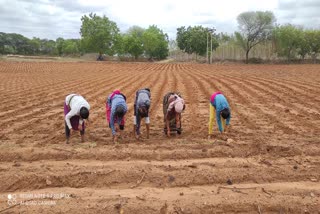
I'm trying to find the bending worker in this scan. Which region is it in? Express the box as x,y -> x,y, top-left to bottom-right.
208,91 -> 231,137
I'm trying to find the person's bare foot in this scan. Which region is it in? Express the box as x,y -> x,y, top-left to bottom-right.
113,135 -> 118,144
66,138 -> 70,144
81,135 -> 85,143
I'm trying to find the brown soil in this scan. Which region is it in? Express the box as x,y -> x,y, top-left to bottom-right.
0,62 -> 319,213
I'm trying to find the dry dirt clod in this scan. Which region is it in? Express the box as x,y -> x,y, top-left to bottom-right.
227,138 -> 234,143
46,176 -> 52,185
227,179 -> 233,185
168,175 -> 176,183
310,178 -> 318,182
12,162 -> 21,167
114,203 -> 121,210
180,192 -> 184,196
160,202 -> 168,214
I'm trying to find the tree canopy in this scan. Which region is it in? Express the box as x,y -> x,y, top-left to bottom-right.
80,13 -> 119,56
142,25 -> 169,60
176,26 -> 219,59
235,11 -> 275,63
122,26 -> 145,59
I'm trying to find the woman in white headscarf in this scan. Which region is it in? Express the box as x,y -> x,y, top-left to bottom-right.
164,93 -> 185,137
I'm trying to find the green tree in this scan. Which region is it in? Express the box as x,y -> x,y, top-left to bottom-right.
27,37 -> 41,55
6,33 -> 30,54
56,37 -> 65,56
235,11 -> 275,63
296,30 -> 310,60
80,13 -> 119,58
274,24 -> 301,62
123,26 -> 145,59
305,30 -> 320,63
62,39 -> 80,55
176,26 -> 219,60
216,32 -> 233,44
39,39 -> 56,55
142,25 -> 169,60
190,26 -> 211,58
176,26 -> 192,54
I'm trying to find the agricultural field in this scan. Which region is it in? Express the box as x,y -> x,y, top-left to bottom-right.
0,61 -> 319,213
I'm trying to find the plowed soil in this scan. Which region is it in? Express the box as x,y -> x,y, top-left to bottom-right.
0,62 -> 319,213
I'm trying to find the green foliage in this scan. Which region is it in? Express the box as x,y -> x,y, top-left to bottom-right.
176,26 -> 219,57
176,26 -> 192,54
39,39 -> 56,55
56,37 -> 64,56
236,11 -> 275,63
28,38 -> 41,55
305,30 -> 320,62
296,30 -> 310,60
216,32 -> 233,44
122,26 -> 145,59
234,32 -> 246,50
80,13 -> 119,55
62,39 -> 80,55
142,25 -> 169,60
274,24 -> 302,62
0,32 -> 40,55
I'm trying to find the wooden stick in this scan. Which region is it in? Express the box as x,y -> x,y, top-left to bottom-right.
136,196 -> 146,201
0,203 -> 20,213
131,173 -> 146,189
217,186 -> 258,194
0,199 -> 33,213
104,170 -> 116,175
261,188 -> 273,197
258,205 -> 262,214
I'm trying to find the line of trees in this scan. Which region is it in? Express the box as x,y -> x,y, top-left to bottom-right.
175,11 -> 320,63
0,32 -> 81,56
80,13 -> 169,60
1,11 -> 320,63
0,13 -> 169,60
274,25 -> 320,63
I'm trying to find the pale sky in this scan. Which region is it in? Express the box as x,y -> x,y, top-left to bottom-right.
0,0 -> 320,40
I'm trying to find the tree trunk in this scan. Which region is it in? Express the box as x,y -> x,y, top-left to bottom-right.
287,50 -> 291,64
245,49 -> 249,64
97,51 -> 103,61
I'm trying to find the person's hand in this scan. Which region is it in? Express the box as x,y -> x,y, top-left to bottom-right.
115,124 -> 120,132
167,129 -> 171,137
78,125 -> 83,131
69,128 -> 73,135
